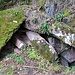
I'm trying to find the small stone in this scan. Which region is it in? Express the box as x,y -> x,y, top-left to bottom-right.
14,48 -> 22,54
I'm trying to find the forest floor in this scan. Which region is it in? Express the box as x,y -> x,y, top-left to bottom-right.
0,45 -> 63,75
0,45 -> 75,75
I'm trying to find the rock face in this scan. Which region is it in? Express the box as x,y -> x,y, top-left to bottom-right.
24,7 -> 75,47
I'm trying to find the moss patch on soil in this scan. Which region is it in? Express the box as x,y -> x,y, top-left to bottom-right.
0,7 -> 25,49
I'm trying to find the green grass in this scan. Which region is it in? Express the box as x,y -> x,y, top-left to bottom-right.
6,52 -> 24,64
0,6 -> 25,49
63,66 -> 75,75
28,47 -> 41,60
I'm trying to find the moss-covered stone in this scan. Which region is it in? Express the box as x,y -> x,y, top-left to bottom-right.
48,21 -> 75,46
0,6 -> 25,49
31,40 -> 54,62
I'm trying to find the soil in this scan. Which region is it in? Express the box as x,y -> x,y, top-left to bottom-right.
0,46 -> 64,75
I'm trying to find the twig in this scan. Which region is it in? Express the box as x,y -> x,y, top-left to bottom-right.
23,66 -> 48,71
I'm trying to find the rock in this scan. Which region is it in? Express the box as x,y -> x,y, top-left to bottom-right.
26,31 -> 57,61
11,35 -> 24,50
44,2 -> 54,17
14,48 -> 22,54
24,8 -> 48,33
48,22 -> 75,47
0,6 -> 25,49
26,31 -> 43,41
60,48 -> 75,66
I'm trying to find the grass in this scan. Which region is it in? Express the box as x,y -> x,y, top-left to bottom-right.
0,6 -> 25,49
63,66 -> 75,75
0,63 -> 14,75
6,52 -> 24,64
28,47 -> 41,60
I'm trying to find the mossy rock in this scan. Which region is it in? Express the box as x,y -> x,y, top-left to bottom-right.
0,6 -> 25,49
31,40 -> 55,62
48,21 -> 75,47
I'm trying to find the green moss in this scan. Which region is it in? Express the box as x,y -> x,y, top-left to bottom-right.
5,66 -> 13,75
49,64 -> 63,72
63,9 -> 73,17
0,7 -> 25,49
52,22 -> 74,33
39,0 -> 45,9
69,19 -> 75,27
28,47 -> 41,60
31,40 -> 54,62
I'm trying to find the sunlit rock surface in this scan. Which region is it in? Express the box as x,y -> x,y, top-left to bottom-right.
48,22 -> 75,47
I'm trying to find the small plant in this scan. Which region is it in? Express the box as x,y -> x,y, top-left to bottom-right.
5,66 -> 14,75
38,62 -> 47,73
40,22 -> 49,34
13,55 -> 24,64
32,18 -> 38,24
54,12 -> 64,21
63,66 -> 75,75
22,44 -> 26,53
9,53 -> 24,64
6,52 -> 14,58
28,48 -> 41,60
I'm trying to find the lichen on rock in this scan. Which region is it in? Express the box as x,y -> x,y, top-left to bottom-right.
48,21 -> 75,47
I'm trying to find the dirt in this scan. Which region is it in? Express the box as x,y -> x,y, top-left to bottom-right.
0,45 -> 65,75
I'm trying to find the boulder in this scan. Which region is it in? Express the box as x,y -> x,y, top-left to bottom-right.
49,22 -> 75,47
0,7 -> 25,50
24,8 -> 49,33
26,31 -> 57,61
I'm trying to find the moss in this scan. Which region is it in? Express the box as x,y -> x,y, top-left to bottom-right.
49,64 -> 63,72
69,19 -> 75,27
73,42 -> 75,46
0,6 -> 25,49
39,0 -> 45,9
5,66 -> 13,75
52,22 -> 74,33
31,40 -> 54,62
63,9 -> 73,17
